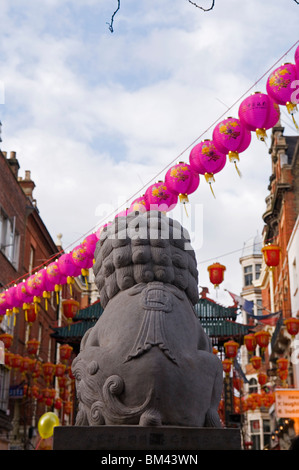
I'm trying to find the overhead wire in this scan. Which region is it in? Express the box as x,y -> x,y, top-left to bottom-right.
2,40 -> 299,290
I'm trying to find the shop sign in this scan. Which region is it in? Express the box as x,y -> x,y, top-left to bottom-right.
275,389 -> 299,418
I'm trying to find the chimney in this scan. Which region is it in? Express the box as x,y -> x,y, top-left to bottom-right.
7,151 -> 20,178
18,170 -> 36,203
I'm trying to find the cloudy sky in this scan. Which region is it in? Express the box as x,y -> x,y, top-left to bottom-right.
0,0 -> 298,306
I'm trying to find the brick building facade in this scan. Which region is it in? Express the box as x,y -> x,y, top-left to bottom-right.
0,149 -> 85,449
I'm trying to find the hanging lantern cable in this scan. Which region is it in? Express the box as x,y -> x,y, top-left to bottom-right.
2,41 -> 299,295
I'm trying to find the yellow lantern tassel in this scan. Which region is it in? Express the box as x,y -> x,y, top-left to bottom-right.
67,276 -> 75,296
204,173 -> 216,199
179,194 -> 189,217
228,151 -> 242,178
81,269 -> 89,289
43,291 -> 50,311
33,296 -> 40,315
256,128 -> 268,146
286,102 -> 299,130
55,284 -> 62,304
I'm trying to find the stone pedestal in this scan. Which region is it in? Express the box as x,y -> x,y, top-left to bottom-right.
53,425 -> 241,451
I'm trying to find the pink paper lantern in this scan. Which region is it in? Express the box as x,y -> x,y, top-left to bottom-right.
164,162 -> 199,204
144,181 -> 178,212
266,63 -> 298,129
96,222 -> 112,240
238,92 -> 280,141
0,292 -> 8,315
16,281 -> 33,306
26,273 -> 44,297
82,233 -> 98,258
115,209 -> 129,218
71,244 -> 94,270
189,139 -> 226,197
57,253 -> 81,278
128,196 -> 147,214
34,268 -> 55,293
212,117 -> 251,176
46,261 -> 67,287
295,45 -> 299,74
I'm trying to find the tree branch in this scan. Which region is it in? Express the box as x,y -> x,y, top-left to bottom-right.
106,0 -> 121,33
187,0 -> 215,11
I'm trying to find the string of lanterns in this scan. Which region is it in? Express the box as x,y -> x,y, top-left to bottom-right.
0,334 -> 74,416
0,45 -> 298,328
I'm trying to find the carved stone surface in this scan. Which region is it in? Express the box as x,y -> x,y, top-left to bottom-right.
72,211 -> 223,428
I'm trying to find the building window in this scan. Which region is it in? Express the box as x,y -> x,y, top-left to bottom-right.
28,246 -> 35,274
256,298 -> 263,315
0,366 -> 10,412
0,209 -> 20,269
255,264 -> 261,280
249,378 -> 258,394
244,265 -> 253,286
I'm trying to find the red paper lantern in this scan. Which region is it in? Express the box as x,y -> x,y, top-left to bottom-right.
23,303 -> 37,326
54,397 -> 63,410
258,372 -> 268,387
207,262 -> 226,288
224,340 -> 239,359
278,368 -> 288,383
238,92 -> 280,141
31,384 -> 40,399
277,358 -> 288,371
31,360 -> 42,381
244,333 -> 256,354
222,358 -> 232,376
60,344 -> 73,363
62,298 -> 80,324
55,363 -> 66,377
58,376 -> 68,390
164,162 -> 200,204
0,333 -> 13,350
20,356 -> 32,375
284,317 -> 299,338
4,351 -> 13,368
261,244 -> 281,268
11,353 -> 23,370
43,362 -> 55,383
64,401 -> 73,415
26,338 -> 40,356
250,355 -> 262,370
255,330 -> 271,350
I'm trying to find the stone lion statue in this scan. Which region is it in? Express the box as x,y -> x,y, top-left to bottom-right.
72,211 -> 223,427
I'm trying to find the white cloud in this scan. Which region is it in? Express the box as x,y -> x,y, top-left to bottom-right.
0,0 -> 298,304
